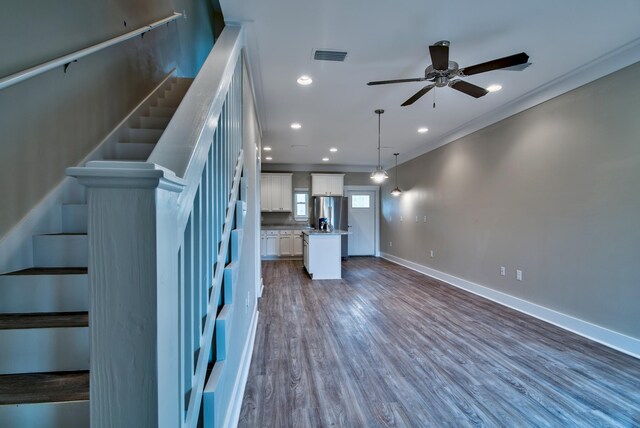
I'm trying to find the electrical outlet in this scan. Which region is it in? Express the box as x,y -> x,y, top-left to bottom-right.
423,216 -> 427,223
389,241 -> 393,247
516,269 -> 523,281
430,250 -> 434,258
400,216 -> 404,222
500,266 -> 506,276
415,215 -> 419,222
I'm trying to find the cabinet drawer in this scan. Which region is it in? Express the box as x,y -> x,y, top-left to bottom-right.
279,230 -> 293,236
265,230 -> 279,236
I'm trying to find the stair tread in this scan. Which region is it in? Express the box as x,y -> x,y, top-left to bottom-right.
0,312 -> 88,329
2,267 -> 87,276
0,370 -> 89,404
38,233 -> 87,236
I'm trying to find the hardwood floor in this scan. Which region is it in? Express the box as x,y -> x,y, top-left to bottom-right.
238,258 -> 640,427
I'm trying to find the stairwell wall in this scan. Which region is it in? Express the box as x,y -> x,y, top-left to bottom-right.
380,62 -> 640,341
0,0 -> 216,238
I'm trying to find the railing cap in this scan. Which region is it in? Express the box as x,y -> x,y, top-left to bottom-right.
67,161 -> 185,192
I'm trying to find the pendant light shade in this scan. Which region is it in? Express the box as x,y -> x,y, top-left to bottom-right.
391,152 -> 402,196
370,109 -> 388,183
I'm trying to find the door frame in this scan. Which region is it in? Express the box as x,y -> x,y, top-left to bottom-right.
344,185 -> 380,257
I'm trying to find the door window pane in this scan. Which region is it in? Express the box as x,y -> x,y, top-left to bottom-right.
351,195 -> 370,208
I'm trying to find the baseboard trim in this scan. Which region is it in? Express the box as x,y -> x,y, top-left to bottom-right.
222,305 -> 259,428
380,252 -> 640,359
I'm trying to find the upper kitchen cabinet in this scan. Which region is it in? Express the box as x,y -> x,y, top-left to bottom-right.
261,173 -> 293,212
311,174 -> 344,196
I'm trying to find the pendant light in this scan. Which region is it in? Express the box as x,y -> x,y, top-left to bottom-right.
370,109 -> 389,183
391,153 -> 402,196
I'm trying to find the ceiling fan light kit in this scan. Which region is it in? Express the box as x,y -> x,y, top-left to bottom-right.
367,40 -> 530,107
371,109 -> 389,183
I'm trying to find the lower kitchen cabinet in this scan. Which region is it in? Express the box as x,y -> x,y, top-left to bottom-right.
292,231 -> 303,256
261,229 -> 305,258
279,231 -> 292,256
265,230 -> 279,257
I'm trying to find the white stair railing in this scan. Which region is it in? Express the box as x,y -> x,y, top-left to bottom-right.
67,25 -> 245,428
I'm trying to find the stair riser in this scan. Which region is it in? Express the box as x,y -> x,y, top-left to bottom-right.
33,235 -> 87,268
156,97 -> 180,108
62,180 -> 86,205
127,128 -> 163,144
0,328 -> 88,374
0,401 -> 88,428
115,143 -> 155,161
0,274 -> 87,313
61,205 -> 87,234
148,106 -> 177,117
139,116 -> 171,129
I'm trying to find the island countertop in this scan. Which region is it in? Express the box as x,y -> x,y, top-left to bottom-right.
302,229 -> 349,236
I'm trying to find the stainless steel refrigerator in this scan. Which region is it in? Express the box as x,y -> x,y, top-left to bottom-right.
312,196 -> 348,258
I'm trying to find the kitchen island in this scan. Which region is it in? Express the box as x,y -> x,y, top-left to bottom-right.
302,229 -> 349,279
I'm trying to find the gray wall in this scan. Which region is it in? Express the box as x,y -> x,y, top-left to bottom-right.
0,0 -> 215,238
380,62 -> 640,339
260,170 -> 370,226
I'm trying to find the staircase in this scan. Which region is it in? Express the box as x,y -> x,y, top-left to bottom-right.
0,77 -> 193,426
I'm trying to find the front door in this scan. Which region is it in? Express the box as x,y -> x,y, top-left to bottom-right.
347,190 -> 376,256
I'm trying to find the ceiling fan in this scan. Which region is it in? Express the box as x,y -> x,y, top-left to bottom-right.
367,41 -> 530,106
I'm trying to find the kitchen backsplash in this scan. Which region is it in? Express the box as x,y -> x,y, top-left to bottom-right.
261,212 -> 311,227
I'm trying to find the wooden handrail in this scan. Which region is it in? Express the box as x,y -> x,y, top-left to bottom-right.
0,12 -> 182,91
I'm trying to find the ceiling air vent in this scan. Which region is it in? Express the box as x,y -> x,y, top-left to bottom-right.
313,49 -> 348,62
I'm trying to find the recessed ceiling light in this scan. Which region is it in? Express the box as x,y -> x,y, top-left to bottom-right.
291,122 -> 302,129
263,146 -> 272,151
330,147 -> 338,152
487,84 -> 502,92
297,75 -> 312,85
418,127 -> 429,134
322,157 -> 329,162
265,156 -> 273,161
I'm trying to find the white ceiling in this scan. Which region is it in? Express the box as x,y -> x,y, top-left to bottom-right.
219,0 -> 640,169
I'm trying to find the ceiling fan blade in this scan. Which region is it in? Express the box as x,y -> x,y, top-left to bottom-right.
401,84 -> 435,106
460,52 -> 529,76
449,80 -> 489,98
429,44 -> 449,70
367,77 -> 426,86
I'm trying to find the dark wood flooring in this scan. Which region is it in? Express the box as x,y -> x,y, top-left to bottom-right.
0,312 -> 88,329
0,370 -> 89,404
239,258 -> 640,427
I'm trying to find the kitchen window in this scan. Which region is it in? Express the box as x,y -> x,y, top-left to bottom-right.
294,189 -> 309,221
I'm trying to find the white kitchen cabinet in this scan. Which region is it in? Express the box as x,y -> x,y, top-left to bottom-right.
311,174 -> 344,196
303,234 -> 309,271
260,231 -> 266,257
261,173 -> 292,212
260,175 -> 271,211
292,230 -> 303,256
265,230 -> 279,256
303,231 -> 342,279
279,231 -> 292,256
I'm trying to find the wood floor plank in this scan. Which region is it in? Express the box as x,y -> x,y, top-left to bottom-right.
0,370 -> 89,404
0,312 -> 88,329
239,258 -> 640,427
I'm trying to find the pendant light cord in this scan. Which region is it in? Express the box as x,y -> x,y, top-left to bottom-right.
377,112 -> 381,168
394,153 -> 399,185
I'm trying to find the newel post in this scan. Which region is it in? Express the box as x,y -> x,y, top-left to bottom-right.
67,161 -> 184,428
